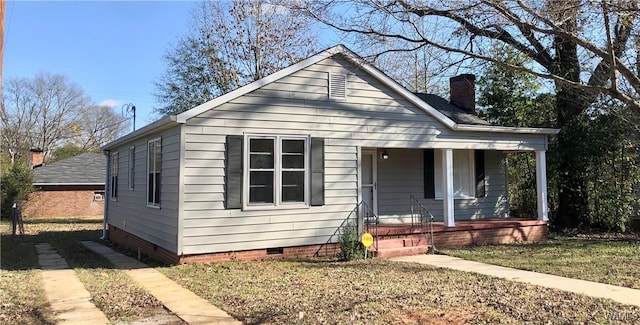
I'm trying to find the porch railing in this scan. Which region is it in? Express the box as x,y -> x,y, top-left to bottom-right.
410,194 -> 436,253
315,201 -> 379,257
358,200 -> 379,252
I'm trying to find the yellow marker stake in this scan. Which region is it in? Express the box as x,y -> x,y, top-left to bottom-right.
361,232 -> 373,259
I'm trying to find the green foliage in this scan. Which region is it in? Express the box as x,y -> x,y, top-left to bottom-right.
557,111 -> 640,232
337,221 -> 363,261
477,46 -> 557,219
1,162 -> 35,219
477,46 -> 640,231
50,143 -> 94,163
477,46 -> 555,128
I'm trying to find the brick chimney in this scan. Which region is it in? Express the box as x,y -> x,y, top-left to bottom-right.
449,74 -> 476,114
30,149 -> 44,168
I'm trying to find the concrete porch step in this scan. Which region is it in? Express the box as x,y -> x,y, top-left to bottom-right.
375,245 -> 430,258
374,237 -> 428,250
370,236 -> 430,258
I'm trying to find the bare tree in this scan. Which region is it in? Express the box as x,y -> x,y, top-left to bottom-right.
155,0 -> 318,116
299,0 -> 640,228
71,105 -> 129,150
2,73 -> 88,162
2,73 -> 128,163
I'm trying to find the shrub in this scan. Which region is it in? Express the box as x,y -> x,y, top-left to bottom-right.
337,221 -> 364,261
1,162 -> 35,219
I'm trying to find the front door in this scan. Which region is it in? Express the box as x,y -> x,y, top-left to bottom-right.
361,150 -> 378,216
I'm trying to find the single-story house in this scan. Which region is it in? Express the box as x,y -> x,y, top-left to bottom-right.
102,45 -> 558,263
24,152 -> 106,217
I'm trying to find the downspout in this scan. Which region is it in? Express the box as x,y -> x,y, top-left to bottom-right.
101,150 -> 110,240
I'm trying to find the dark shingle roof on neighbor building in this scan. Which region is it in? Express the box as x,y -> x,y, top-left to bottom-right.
34,152 -> 105,185
414,93 -> 491,126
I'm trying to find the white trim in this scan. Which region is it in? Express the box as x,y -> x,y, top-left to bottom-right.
102,115 -> 177,150
147,137 -> 161,208
242,133 -> 311,210
434,149 -> 475,199
102,45 -> 557,149
536,150 -> 549,221
177,124 -> 186,255
454,124 -> 560,135
175,44 -> 557,134
176,47 -> 345,123
442,149 -> 455,227
361,149 -> 378,216
109,151 -> 119,201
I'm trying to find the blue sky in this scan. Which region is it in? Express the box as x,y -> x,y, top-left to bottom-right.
4,1 -> 344,128
5,1 -> 204,126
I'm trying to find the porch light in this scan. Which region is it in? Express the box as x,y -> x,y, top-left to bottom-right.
380,150 -> 389,160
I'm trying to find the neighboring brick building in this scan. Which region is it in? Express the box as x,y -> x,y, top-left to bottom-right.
23,152 -> 106,217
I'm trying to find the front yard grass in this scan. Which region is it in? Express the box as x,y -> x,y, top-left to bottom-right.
158,258 -> 640,324
0,216 -> 179,324
445,234 -> 640,289
3,217 -> 640,324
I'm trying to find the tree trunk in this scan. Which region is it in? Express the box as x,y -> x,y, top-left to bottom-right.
554,89 -> 590,229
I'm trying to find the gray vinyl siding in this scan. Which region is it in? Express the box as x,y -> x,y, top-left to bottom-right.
377,149 -> 508,222
107,126 -> 181,253
180,55 -> 526,254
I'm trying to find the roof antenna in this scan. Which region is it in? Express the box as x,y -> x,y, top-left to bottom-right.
122,103 -> 136,132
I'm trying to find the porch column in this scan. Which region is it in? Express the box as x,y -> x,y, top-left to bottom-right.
535,150 -> 549,221
442,148 -> 455,227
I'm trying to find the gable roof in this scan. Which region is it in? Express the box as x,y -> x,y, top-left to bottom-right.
103,45 -> 558,150
34,152 -> 105,185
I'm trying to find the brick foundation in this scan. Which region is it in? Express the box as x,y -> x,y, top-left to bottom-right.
23,190 -> 104,217
432,224 -> 548,247
377,219 -> 548,248
108,219 -> 547,265
108,225 -> 341,265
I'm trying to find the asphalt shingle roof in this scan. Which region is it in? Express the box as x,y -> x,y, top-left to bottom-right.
414,93 -> 491,126
34,152 -> 105,185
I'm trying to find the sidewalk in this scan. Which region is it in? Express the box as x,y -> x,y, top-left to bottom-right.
81,241 -> 240,325
35,243 -> 110,325
392,254 -> 640,307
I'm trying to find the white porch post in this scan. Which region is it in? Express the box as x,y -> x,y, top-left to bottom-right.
443,148 -> 455,227
535,150 -> 549,221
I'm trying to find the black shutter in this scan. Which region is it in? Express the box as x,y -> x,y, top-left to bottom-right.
225,135 -> 243,209
475,150 -> 486,198
310,138 -> 325,206
424,149 -> 435,199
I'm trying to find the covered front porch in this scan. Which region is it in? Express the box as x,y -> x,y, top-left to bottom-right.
358,147 -> 550,257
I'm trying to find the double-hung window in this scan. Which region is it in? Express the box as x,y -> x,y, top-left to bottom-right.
245,135 -> 309,208
147,138 -> 161,207
110,152 -> 118,200
434,149 -> 475,199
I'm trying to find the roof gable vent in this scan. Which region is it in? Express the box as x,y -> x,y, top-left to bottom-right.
329,73 -> 347,100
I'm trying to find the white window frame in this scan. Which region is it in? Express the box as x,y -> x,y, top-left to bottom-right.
110,151 -> 119,200
434,149 -> 475,199
147,138 -> 161,208
128,146 -> 135,190
243,134 -> 310,210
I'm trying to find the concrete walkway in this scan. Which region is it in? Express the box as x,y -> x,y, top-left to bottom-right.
392,254 -> 640,307
81,241 -> 240,325
35,243 -> 110,325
